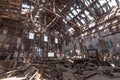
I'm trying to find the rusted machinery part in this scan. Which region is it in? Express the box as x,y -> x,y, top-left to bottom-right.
73,61 -> 98,74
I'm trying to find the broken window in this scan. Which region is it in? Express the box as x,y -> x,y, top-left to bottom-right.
103,7 -> 107,12
62,19 -> 67,24
69,13 -> 74,18
85,0 -> 90,6
72,10 -> 78,16
68,28 -> 75,34
66,15 -> 71,20
96,3 -> 100,8
108,0 -> 117,8
70,7 -> 74,11
81,14 -> 85,18
81,19 -> 85,24
22,4 -> 30,14
55,38 -> 58,44
48,52 -> 54,57
89,22 -> 95,28
44,35 -> 48,42
76,21 -> 81,26
29,32 -> 34,39
22,4 -> 30,9
88,15 -> 94,20
84,10 -> 89,15
76,8 -> 81,12
99,0 -> 106,6
77,16 -> 81,20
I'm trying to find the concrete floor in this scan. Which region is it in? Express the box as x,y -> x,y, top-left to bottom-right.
63,72 -> 78,80
61,65 -> 120,80
1,73 -> 120,80
63,73 -> 120,80
87,75 -> 120,80
1,64 -> 120,80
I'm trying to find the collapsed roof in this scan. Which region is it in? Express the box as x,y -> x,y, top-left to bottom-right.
0,0 -> 120,38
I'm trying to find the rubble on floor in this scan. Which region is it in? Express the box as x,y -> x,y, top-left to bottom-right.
0,58 -> 120,80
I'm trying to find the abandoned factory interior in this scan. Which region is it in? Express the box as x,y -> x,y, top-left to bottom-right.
1,0 -> 120,80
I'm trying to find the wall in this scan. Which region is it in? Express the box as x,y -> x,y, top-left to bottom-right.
83,33 -> 120,54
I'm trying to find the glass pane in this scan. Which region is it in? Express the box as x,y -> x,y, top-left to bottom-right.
55,38 -> 58,44
48,52 -> 54,57
44,35 -> 48,42
29,32 -> 34,39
